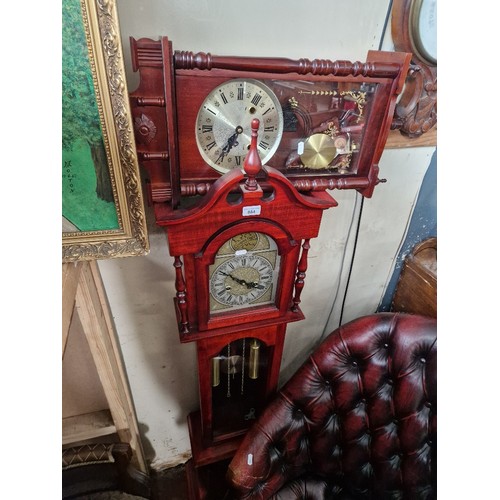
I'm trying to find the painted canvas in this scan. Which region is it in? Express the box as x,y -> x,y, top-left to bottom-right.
62,0 -> 148,261
62,0 -> 118,231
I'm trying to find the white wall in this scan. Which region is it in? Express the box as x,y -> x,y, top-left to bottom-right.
97,0 -> 435,470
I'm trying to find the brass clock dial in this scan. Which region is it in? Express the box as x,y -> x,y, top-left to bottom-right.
195,79 -> 284,173
209,232 -> 280,313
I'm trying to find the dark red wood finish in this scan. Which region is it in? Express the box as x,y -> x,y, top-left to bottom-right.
196,324 -> 287,445
128,37 -> 411,208
157,149 -> 337,342
128,38 -> 410,499
156,122 -> 336,467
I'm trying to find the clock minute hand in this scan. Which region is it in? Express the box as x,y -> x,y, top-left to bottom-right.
220,271 -> 250,288
220,271 -> 263,290
215,126 -> 243,164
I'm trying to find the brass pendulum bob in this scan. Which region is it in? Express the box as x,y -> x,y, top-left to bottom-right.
249,339 -> 260,380
211,357 -> 220,387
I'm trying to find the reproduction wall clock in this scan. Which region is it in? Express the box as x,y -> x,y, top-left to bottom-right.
128,37 -> 411,208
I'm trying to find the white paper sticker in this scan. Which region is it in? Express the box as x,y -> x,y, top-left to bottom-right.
247,453 -> 253,465
235,249 -> 247,256
297,141 -> 305,155
242,205 -> 261,216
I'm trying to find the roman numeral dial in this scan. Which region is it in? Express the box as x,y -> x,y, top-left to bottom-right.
209,232 -> 280,313
196,79 -> 284,174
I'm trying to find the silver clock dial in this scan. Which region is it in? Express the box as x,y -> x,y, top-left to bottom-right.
209,232 -> 280,313
210,254 -> 274,307
196,79 -> 284,173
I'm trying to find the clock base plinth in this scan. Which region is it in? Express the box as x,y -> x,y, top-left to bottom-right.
185,457 -> 231,500
186,410 -> 242,500
188,411 -> 243,467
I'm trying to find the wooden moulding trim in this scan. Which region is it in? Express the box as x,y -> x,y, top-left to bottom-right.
130,37 -> 164,70
154,166 -> 337,226
174,51 -> 402,78
130,37 -> 404,78
176,307 -> 305,344
384,125 -> 437,148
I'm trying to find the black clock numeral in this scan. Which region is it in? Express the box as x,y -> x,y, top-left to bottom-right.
220,92 -> 228,104
237,87 -> 244,100
206,141 -> 217,151
205,107 -> 217,116
235,156 -> 242,166
202,125 -> 213,133
264,126 -> 275,132
251,93 -> 262,106
262,107 -> 273,116
259,141 -> 270,150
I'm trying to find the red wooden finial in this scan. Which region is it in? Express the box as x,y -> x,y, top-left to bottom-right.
244,118 -> 262,191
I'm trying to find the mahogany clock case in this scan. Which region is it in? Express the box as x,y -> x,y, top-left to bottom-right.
158,163 -> 337,343
129,37 -> 411,208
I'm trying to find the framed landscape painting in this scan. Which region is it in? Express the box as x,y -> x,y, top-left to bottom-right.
62,0 -> 149,261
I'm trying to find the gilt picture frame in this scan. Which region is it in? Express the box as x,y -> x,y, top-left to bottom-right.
62,0 -> 149,262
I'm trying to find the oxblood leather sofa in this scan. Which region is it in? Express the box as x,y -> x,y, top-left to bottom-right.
226,313 -> 437,499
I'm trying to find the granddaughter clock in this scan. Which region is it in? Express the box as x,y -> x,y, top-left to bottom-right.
156,120 -> 337,496
129,37 -> 410,499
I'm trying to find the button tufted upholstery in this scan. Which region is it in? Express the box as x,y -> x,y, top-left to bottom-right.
226,313 -> 437,499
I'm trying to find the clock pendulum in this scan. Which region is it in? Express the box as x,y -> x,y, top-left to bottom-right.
211,356 -> 220,387
240,338 -> 246,395
248,339 -> 260,380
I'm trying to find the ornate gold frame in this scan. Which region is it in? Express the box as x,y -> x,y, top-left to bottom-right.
62,0 -> 149,262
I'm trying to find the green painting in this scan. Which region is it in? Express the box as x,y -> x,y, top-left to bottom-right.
62,0 -> 119,232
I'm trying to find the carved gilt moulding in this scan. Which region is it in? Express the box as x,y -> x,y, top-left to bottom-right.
62,0 -> 149,262
391,0 -> 437,138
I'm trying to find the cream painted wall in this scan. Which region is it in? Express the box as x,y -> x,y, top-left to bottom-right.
97,0 -> 435,469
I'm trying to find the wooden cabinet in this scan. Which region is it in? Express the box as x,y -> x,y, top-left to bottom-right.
62,261 -> 147,473
392,237 -> 437,317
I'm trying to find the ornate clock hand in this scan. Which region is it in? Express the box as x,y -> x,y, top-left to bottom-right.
248,281 -> 265,290
220,270 -> 263,289
215,126 -> 243,164
219,270 -> 247,286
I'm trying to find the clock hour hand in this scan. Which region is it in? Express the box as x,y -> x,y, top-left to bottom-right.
220,271 -> 265,290
215,126 -> 243,164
